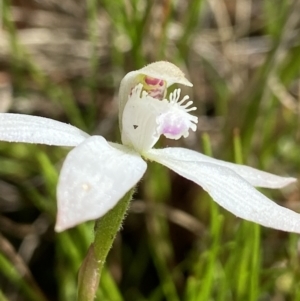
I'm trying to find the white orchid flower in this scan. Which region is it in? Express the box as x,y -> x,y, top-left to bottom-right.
0,61 -> 300,233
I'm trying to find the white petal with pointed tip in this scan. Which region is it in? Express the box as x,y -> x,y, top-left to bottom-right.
0,113 -> 89,146
55,136 -> 147,232
147,147 -> 295,189
146,149 -> 300,233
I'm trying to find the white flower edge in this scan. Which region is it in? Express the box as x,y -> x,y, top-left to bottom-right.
145,149 -> 300,233
147,147 -> 296,189
0,113 -> 89,147
55,136 -> 147,232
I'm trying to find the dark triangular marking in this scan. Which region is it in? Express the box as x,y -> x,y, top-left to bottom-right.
133,125 -> 138,129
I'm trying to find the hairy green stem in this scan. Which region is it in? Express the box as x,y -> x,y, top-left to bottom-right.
77,189 -> 134,301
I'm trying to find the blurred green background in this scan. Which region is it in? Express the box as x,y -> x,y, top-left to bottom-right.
1,0 -> 300,300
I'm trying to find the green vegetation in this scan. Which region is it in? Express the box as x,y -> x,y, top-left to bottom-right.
1,0 -> 300,300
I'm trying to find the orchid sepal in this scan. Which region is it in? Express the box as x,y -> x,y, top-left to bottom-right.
144,148 -> 300,233
0,113 -> 89,147
146,147 -> 296,189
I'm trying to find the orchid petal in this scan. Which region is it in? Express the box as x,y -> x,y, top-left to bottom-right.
0,113 -> 89,147
146,149 -> 300,233
121,84 -> 170,152
146,147 -> 295,189
55,136 -> 147,232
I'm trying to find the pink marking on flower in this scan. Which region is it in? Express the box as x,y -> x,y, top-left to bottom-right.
145,76 -> 164,86
161,119 -> 187,136
157,110 -> 191,140
154,89 -> 198,140
142,76 -> 167,100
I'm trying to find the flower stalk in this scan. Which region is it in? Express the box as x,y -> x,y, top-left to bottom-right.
77,189 -> 134,301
